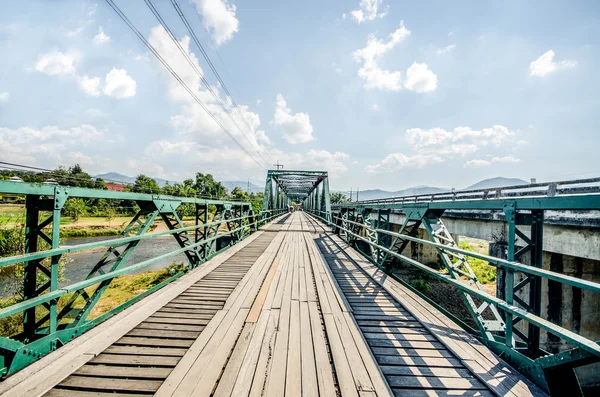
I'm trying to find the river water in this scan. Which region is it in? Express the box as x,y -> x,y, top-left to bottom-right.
0,235 -> 189,296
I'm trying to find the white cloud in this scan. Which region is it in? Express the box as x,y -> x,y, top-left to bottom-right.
368,125 -> 520,173
463,156 -> 520,168
491,155 -> 521,163
347,0 -> 388,24
93,26 -> 110,46
271,94 -> 314,144
332,62 -> 343,73
529,50 -> 576,77
192,0 -> 239,46
77,75 -> 101,96
367,153 -> 443,172
353,21 -> 410,92
0,125 -> 104,167
34,51 -> 78,75
68,151 -> 93,165
0,92 -> 8,102
148,25 -> 271,168
256,99 -> 262,105
464,159 -> 491,168
371,104 -> 379,112
404,62 -> 438,93
436,44 -> 455,55
353,23 -> 437,93
103,68 -> 136,98
33,50 -> 136,98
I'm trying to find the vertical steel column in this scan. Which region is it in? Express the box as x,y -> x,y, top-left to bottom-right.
23,195 -> 40,339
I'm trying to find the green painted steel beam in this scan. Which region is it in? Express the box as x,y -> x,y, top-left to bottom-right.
0,180 -> 251,206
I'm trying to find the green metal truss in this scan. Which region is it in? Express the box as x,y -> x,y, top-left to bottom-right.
261,169 -> 332,222
0,180 -> 278,376
306,188 -> 600,396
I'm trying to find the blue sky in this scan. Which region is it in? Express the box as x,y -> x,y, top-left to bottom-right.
0,0 -> 598,191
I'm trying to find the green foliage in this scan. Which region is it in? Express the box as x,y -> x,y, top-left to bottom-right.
411,279 -> 430,294
134,175 -> 161,194
459,241 -> 496,284
231,187 -> 248,201
331,192 -> 350,204
63,198 -> 87,223
194,173 -> 227,198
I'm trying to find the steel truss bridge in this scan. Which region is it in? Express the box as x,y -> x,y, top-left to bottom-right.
0,173 -> 598,396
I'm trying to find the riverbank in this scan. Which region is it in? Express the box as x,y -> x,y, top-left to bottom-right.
0,266 -> 182,337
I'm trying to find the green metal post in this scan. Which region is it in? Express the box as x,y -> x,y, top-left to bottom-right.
23,195 -> 40,339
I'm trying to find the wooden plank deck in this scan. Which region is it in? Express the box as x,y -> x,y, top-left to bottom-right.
0,212 -> 546,397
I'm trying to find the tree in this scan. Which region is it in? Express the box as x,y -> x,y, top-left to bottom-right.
134,175 -> 161,194
331,192 -> 350,204
94,177 -> 107,190
105,205 -> 117,226
231,187 -> 248,201
194,173 -> 227,198
64,198 -> 87,223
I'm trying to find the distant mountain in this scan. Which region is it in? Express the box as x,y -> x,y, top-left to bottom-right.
94,172 -> 264,191
342,186 -> 448,201
463,177 -> 528,191
94,172 -> 136,185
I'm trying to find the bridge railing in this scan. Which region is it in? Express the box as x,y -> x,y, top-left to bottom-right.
334,176 -> 600,207
305,188 -> 600,394
0,180 -> 285,377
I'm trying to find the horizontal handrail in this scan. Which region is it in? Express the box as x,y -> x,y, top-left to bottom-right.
337,176 -> 600,206
305,210 -> 600,358
333,215 -> 600,294
0,214 -> 255,268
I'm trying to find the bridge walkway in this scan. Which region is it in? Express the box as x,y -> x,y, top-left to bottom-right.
0,212 -> 544,397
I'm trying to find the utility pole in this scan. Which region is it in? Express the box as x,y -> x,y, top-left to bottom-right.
350,187 -> 353,202
356,187 -> 359,202
247,180 -> 250,194
273,160 -> 284,170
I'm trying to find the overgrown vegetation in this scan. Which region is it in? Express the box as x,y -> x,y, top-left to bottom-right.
459,241 -> 496,284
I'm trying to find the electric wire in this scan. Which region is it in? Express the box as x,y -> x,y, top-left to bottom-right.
169,0 -> 276,165
103,0 -> 266,171
143,0 -> 271,169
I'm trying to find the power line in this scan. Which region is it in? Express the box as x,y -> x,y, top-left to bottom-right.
103,0 -> 266,171
169,0 -> 276,165
144,0 -> 271,168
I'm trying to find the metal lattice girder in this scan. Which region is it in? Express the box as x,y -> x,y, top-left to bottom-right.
0,180 -> 259,376
262,169 -> 332,222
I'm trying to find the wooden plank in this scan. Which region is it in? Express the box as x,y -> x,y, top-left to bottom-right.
213,322 -> 255,397
326,233 -> 545,397
307,301 -> 336,397
0,230 -> 265,397
246,255 -> 281,323
127,328 -> 200,339
379,365 -> 475,378
285,300 -> 302,396
114,336 -> 193,348
103,345 -> 188,356
59,376 -> 162,393
89,353 -> 180,366
247,309 -> 280,397
300,301 -> 318,397
75,365 -> 172,379
135,322 -> 204,332
385,375 -> 488,390
154,310 -> 228,397
231,310 -> 271,397
265,236 -> 293,397
44,389 -> 142,397
322,313 -> 359,397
